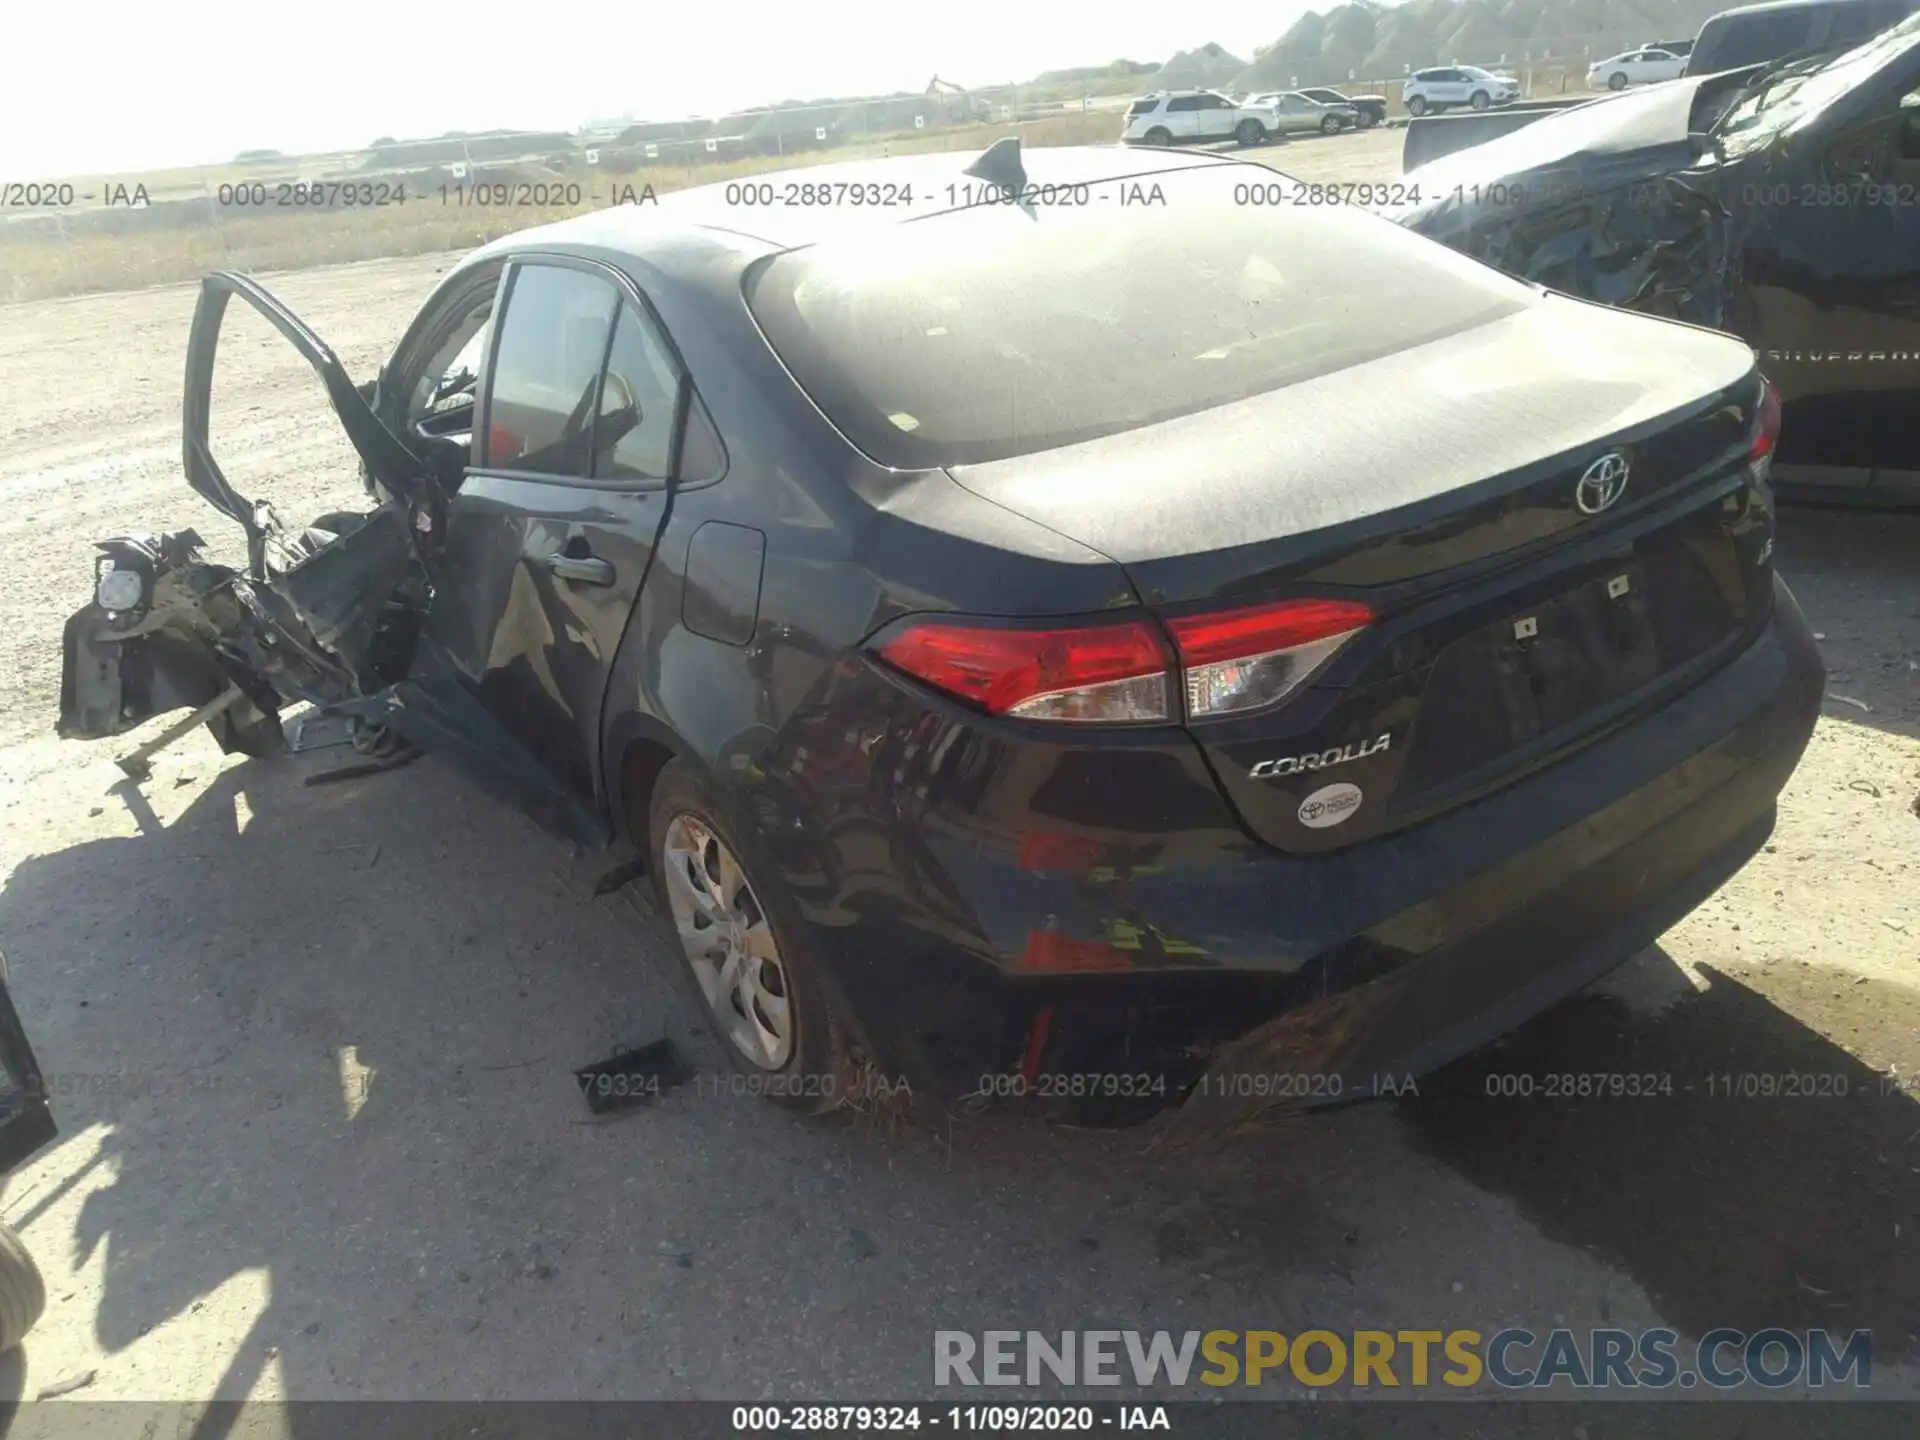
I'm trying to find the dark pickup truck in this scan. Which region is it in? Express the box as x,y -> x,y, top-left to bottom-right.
1393,15 -> 1920,506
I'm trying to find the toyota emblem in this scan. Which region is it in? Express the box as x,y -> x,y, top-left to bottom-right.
1575,451 -> 1631,514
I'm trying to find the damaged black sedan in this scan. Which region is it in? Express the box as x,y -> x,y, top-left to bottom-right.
57,142 -> 1823,1119
1392,15 -> 1920,507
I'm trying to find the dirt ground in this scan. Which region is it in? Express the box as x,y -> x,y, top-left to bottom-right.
0,126 -> 1916,1410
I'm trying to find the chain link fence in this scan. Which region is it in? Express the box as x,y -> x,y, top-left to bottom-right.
1,84 -> 1138,305
2,39 -> 1661,305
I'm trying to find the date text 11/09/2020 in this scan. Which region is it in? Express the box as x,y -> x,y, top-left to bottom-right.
971,1071 -> 1421,1102
203,181 -> 664,211
970,1070 -> 1914,1103
731,1407 -> 1172,1432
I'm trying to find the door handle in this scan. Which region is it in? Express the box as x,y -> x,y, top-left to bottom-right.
546,552 -> 615,586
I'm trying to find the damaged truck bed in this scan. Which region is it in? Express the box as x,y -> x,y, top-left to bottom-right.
1389,17 -> 1920,507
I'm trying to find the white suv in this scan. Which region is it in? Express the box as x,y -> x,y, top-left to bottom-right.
1401,66 -> 1521,116
1120,90 -> 1281,147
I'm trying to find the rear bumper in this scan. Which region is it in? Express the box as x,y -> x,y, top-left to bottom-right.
792,577 -> 1823,1112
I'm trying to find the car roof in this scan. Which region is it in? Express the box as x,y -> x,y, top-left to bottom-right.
469,146 -> 1238,268
1705,0 -> 1871,19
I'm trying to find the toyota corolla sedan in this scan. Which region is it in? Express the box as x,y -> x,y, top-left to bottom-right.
56,142 -> 1823,1119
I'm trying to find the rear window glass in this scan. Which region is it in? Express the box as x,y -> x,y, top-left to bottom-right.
744,166 -> 1532,468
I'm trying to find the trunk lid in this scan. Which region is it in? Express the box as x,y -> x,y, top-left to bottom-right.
946,297 -> 1775,852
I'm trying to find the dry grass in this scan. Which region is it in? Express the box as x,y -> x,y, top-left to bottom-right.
1,112 -> 1124,306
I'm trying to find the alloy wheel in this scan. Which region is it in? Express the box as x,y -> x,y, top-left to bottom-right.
661,813 -> 794,1070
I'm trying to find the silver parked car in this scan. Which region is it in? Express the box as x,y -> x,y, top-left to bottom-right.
1244,91 -> 1363,135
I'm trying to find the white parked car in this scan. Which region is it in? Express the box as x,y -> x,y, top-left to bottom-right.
1243,91 -> 1363,135
1120,90 -> 1282,147
1586,47 -> 1687,90
1401,65 -> 1521,116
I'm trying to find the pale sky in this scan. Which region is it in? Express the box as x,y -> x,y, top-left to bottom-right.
5,0 -> 1311,176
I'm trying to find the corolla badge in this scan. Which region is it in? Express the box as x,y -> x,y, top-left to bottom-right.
1575,451 -> 1631,514
1249,732 -> 1391,780
1298,782 -> 1363,829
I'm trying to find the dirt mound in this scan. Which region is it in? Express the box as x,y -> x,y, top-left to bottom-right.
1148,42 -> 1247,91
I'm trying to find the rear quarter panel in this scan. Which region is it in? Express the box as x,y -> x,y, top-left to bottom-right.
588,240 -> 1140,837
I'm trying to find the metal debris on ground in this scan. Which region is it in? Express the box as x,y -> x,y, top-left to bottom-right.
303,742 -> 424,788
574,1038 -> 694,1115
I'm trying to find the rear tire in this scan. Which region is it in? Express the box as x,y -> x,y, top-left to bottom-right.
1144,127 -> 1172,146
1608,71 -> 1629,90
646,760 -> 850,1112
1470,90 -> 1491,110
1406,94 -> 1428,117
0,1224 -> 46,1353
1234,118 -> 1265,146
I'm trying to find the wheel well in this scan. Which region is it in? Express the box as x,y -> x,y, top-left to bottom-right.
617,738 -> 679,843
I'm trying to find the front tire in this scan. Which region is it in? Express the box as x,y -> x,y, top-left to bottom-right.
1234,118 -> 1265,146
1406,94 -> 1428,117
0,1224 -> 46,1353
646,760 -> 849,1111
1470,90 -> 1491,110
1608,71 -> 1628,90
1320,115 -> 1342,135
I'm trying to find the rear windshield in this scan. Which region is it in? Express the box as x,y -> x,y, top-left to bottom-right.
744,166 -> 1531,468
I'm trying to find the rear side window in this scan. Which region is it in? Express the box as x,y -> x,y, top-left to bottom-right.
1127,98 -> 1160,116
745,167 -> 1531,469
596,303 -> 682,482
1698,10 -> 1818,69
1167,96 -> 1201,111
1826,0 -> 1907,46
484,264 -> 617,476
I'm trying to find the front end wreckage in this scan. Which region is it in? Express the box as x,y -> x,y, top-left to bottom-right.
58,273 -> 481,792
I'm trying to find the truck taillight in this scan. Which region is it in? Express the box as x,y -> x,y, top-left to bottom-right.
872,597 -> 1374,725
1747,377 -> 1782,474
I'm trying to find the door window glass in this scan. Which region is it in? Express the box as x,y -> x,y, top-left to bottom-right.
484,265 -> 618,477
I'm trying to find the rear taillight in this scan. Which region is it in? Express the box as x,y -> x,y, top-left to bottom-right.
873,597 -> 1373,725
1167,598 -> 1374,718
1747,377 -> 1782,474
875,617 -> 1172,723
